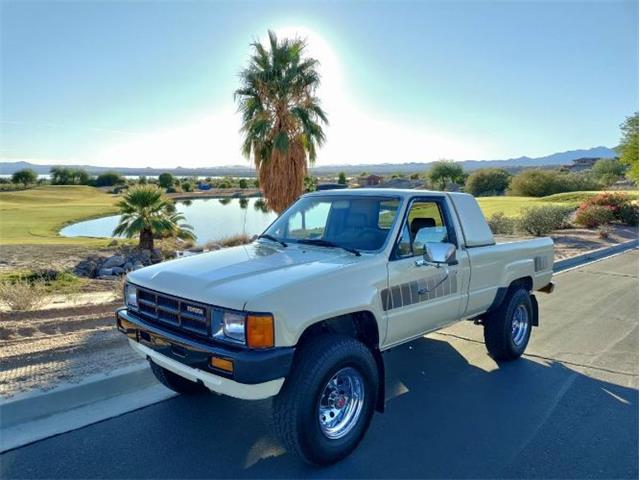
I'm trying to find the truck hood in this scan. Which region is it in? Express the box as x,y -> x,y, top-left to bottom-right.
127,242 -> 357,310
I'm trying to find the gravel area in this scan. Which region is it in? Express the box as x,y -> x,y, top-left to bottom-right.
0,303 -> 143,398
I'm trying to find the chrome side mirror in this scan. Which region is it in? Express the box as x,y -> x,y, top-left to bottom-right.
416,242 -> 456,267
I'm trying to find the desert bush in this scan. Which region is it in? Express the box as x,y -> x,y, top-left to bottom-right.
465,168 -> 511,196
575,192 -> 638,226
518,205 -> 574,236
598,226 -> 610,239
94,171 -> 125,187
508,169 -> 601,197
487,212 -> 516,235
619,203 -> 639,226
0,277 -> 49,311
574,204 -> 615,228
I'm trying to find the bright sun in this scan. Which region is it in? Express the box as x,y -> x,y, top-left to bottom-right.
92,26 -> 491,169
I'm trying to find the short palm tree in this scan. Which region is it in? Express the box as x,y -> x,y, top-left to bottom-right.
113,185 -> 195,250
235,30 -> 328,213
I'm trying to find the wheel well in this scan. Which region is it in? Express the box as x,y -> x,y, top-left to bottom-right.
297,311 -> 380,349
296,311 -> 386,413
509,276 -> 533,293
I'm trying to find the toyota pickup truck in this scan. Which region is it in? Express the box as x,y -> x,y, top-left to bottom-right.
116,188 -> 554,465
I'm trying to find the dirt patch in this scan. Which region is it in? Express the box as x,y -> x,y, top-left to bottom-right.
0,244 -> 118,274
0,303 -> 141,397
495,224 -> 638,260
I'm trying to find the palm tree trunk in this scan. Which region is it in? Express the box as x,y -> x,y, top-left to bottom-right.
139,228 -> 154,251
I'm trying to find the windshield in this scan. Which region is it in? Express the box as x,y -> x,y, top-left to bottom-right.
262,195 -> 402,252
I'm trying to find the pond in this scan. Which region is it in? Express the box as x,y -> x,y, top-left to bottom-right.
60,198 -> 277,244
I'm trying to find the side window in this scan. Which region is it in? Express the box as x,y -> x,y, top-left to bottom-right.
378,200 -> 400,230
394,200 -> 449,258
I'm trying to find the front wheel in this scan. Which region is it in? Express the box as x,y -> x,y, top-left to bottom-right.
272,334 -> 378,465
483,287 -> 533,361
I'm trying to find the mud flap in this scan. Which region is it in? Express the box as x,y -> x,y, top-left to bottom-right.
530,294 -> 539,327
373,349 -> 385,413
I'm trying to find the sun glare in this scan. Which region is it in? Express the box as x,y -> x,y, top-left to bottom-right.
91,26 -> 491,169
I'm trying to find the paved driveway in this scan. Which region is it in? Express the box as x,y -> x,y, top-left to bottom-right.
2,250 -> 638,479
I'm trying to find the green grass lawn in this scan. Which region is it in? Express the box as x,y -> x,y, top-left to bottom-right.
0,185 -> 119,245
0,186 -> 636,246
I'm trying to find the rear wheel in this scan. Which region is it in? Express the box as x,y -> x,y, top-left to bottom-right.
483,287 -> 533,361
150,361 -> 209,394
273,334 -> 378,465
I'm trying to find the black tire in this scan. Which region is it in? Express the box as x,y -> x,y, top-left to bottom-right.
483,287 -> 533,361
272,334 -> 379,466
150,360 -> 209,394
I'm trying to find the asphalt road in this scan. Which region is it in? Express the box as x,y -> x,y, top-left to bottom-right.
2,250 -> 638,479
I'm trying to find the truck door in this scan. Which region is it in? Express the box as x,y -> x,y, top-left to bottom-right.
383,197 -> 466,346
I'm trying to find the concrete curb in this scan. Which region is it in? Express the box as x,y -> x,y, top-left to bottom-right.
553,239 -> 638,273
0,363 -> 176,453
1,239 -> 638,452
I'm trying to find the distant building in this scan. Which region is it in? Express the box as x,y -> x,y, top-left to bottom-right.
357,174 -> 383,187
565,157 -> 600,172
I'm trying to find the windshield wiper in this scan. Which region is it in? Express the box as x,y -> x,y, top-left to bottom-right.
296,239 -> 361,256
257,234 -> 288,248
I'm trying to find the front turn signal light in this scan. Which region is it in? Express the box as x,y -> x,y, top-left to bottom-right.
247,314 -> 274,349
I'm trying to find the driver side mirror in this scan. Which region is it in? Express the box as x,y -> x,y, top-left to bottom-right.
423,242 -> 457,266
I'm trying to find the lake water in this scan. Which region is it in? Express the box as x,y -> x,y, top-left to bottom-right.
60,198 -> 277,244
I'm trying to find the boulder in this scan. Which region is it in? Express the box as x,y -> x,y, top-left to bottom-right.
123,261 -> 133,272
98,268 -> 113,277
102,255 -> 126,269
111,267 -> 125,275
74,260 -> 98,278
132,261 -> 144,270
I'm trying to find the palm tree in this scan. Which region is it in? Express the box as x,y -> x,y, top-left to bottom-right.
235,30 -> 328,213
113,185 -> 195,250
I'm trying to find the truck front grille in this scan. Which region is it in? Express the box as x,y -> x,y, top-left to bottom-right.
135,287 -> 209,336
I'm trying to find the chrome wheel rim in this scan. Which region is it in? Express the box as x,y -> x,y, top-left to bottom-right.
511,304 -> 529,346
318,367 -> 364,440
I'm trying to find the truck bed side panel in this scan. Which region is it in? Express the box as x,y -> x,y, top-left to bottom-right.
464,237 -> 554,317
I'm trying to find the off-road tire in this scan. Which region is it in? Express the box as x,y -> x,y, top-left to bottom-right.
150,361 -> 209,394
272,334 -> 378,466
483,287 -> 533,361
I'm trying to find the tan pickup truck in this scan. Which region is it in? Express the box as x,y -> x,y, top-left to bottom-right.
117,189 -> 554,465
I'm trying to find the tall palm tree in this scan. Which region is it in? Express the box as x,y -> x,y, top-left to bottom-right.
235,30 -> 328,213
113,185 -> 195,250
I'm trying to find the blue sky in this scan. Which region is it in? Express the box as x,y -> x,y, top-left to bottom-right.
1,0 -> 637,168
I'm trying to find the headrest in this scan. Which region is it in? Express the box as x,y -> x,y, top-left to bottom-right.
411,217 -> 436,234
347,213 -> 367,228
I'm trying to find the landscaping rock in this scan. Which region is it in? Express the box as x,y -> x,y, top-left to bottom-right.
132,261 -> 144,270
98,268 -> 113,277
102,255 -> 126,269
111,267 -> 125,275
74,260 -> 98,278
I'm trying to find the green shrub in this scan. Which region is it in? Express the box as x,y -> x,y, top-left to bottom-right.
181,182 -> 193,192
158,172 -> 174,189
592,158 -> 626,186
487,212 -> 516,235
518,205 -> 574,236
574,204 -> 615,228
508,169 -> 601,197
95,171 -> 125,187
238,178 -> 248,189
619,203 -> 639,226
465,168 -> 511,196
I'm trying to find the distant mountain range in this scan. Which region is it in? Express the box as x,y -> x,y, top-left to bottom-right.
0,146 -> 617,177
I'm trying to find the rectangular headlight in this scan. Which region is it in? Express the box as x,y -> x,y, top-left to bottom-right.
125,283 -> 138,308
222,311 -> 246,343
